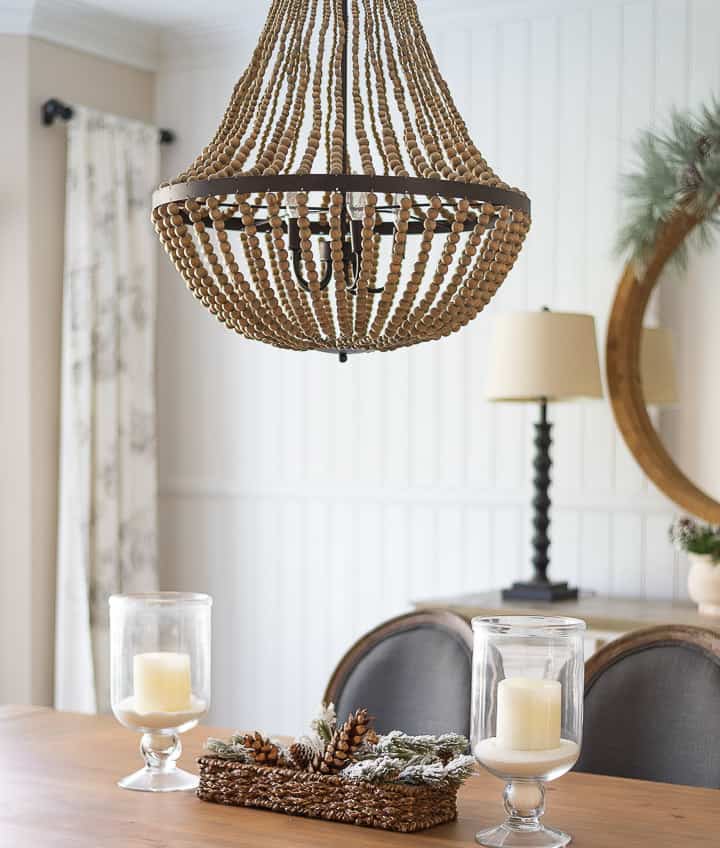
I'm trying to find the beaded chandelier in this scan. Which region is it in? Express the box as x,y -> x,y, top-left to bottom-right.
152,0 -> 530,358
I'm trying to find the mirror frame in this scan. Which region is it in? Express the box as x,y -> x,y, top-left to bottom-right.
606,208 -> 720,523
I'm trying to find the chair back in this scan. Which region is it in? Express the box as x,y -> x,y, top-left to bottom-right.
324,610 -> 473,736
576,625 -> 720,788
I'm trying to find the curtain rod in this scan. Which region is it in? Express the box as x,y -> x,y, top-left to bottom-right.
41,98 -> 175,145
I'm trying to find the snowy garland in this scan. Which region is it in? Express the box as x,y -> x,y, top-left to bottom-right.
204,707 -> 475,788
344,730 -> 474,787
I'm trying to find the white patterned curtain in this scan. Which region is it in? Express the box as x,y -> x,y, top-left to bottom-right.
55,108 -> 160,713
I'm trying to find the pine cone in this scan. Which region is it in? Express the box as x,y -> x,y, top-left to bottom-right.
242,732 -> 288,767
289,741 -> 313,770
680,163 -> 703,194
680,134 -> 717,195
697,134 -> 712,159
308,708 -> 374,774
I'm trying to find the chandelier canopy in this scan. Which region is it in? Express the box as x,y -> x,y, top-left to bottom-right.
152,0 -> 531,358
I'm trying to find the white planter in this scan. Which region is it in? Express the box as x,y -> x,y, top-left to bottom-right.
687,553 -> 720,616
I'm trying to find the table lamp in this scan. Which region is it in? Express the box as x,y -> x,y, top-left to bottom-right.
640,326 -> 678,406
485,308 -> 603,601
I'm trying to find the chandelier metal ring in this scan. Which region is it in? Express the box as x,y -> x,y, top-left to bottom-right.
152,175 -> 531,216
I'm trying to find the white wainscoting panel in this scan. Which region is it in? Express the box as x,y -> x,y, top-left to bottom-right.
156,0 -> 718,734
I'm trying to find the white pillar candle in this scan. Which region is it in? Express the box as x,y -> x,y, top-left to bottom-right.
496,677 -> 561,751
133,652 -> 192,714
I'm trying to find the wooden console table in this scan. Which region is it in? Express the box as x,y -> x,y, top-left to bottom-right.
414,591 -> 720,654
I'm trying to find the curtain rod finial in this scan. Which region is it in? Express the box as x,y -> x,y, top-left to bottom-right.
42,98 -> 74,126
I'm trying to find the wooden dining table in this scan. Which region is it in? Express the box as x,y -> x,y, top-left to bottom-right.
1,706 -> 717,846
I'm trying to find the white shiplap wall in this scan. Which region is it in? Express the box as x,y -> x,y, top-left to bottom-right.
155,0 -> 720,734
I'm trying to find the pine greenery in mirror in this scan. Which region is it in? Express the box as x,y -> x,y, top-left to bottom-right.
618,98 -> 720,265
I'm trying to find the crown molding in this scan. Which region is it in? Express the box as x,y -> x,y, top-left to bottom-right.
157,17 -> 267,73
30,0 -> 161,70
0,0 -> 161,71
0,0 -> 634,74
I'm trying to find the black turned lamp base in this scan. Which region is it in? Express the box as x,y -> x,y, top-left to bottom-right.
502,581 -> 579,602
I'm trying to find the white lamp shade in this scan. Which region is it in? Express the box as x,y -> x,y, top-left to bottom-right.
485,311 -> 603,402
640,326 -> 678,406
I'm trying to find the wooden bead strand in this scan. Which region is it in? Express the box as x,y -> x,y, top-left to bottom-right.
399,198 -> 469,336
328,192 -> 354,340
297,192 -> 337,341
368,193 -> 411,338
235,200 -> 307,345
353,192 -> 379,339
266,192 -> 322,342
382,195 -> 441,343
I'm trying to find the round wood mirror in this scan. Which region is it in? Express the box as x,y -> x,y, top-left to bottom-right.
606,209 -> 720,523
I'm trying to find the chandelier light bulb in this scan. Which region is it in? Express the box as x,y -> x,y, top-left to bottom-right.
284,191 -> 300,220
347,191 -> 369,220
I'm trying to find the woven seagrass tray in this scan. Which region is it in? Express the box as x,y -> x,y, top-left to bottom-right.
197,756 -> 459,833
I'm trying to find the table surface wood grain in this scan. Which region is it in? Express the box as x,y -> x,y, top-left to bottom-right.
1,708 -> 717,847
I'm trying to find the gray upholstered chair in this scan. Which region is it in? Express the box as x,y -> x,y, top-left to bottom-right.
324,610 -> 473,736
576,625 -> 720,788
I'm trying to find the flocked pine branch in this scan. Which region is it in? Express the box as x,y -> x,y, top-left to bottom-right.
398,761 -> 447,786
442,755 -> 476,784
204,734 -> 253,762
343,731 -> 474,786
433,733 -> 471,760
310,702 -> 337,745
362,730 -> 468,762
342,752 -> 475,786
341,756 -> 406,783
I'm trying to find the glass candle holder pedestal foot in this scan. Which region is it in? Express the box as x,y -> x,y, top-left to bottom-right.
476,779 -> 569,847
118,732 -> 200,792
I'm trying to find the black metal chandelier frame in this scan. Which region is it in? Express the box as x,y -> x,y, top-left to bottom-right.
153,174 -> 530,294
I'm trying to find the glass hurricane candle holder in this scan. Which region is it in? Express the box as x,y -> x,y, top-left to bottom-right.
110,592 -> 212,792
471,616 -> 585,848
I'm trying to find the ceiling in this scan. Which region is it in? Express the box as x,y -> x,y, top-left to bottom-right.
66,0 -> 450,30
78,0 -> 270,29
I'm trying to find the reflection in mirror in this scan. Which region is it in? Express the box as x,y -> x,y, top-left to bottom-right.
641,327 -> 678,407
645,253 -> 720,501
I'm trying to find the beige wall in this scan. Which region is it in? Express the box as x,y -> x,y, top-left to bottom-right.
0,35 -> 32,704
0,36 -> 154,706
